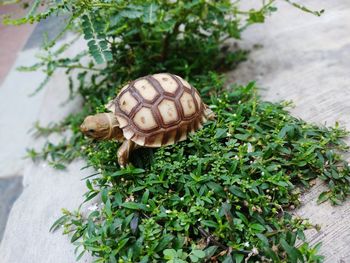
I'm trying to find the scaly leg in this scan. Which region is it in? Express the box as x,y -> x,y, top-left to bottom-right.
204,104 -> 215,120
117,140 -> 137,168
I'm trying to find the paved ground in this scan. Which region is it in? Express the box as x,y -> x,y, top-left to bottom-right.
0,3 -> 36,244
0,0 -> 349,262
0,3 -> 35,85
0,33 -> 94,262
230,0 -> 350,261
0,4 -> 69,244
0,177 -> 22,240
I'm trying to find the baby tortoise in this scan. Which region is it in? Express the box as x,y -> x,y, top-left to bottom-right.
80,73 -> 215,167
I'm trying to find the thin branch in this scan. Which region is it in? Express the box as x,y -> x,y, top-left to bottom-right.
161,21 -> 181,62
198,227 -> 228,250
283,0 -> 324,16
198,227 -> 264,261
57,65 -> 101,72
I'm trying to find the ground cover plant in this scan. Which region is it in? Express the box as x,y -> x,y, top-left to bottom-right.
4,0 -> 349,262
52,82 -> 350,263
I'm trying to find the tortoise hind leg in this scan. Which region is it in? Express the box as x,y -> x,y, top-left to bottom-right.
204,104 -> 215,120
117,140 -> 137,168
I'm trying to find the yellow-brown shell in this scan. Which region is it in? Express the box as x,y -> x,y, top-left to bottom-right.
107,73 -> 208,147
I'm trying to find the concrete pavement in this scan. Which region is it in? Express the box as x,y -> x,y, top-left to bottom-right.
230,0 -> 350,261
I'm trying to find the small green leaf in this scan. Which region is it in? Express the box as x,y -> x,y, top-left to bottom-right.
139,256 -> 149,263
101,188 -> 108,204
229,185 -> 247,198
204,246 -> 218,258
119,9 -> 143,19
317,191 -> 331,204
51,162 -> 66,170
250,223 -> 265,232
115,238 -> 130,254
278,124 -> 295,139
280,238 -> 300,263
111,168 -> 145,177
71,231 -> 82,243
130,213 -> 139,234
105,199 -> 112,217
235,211 -> 249,225
234,133 -> 250,141
189,255 -> 199,262
164,249 -> 177,259
121,202 -> 150,211
141,189 -> 150,204
131,186 -> 146,192
50,215 -> 68,232
222,255 -> 233,263
142,3 -> 159,24
248,11 -> 265,23
114,192 -> 123,206
191,250 -> 205,258
215,128 -> 228,139
76,249 -> 85,261
156,234 -> 174,252
83,191 -> 99,203
86,179 -> 93,190
234,254 -> 244,263
256,233 -> 269,246
275,181 -> 290,187
201,220 -> 219,228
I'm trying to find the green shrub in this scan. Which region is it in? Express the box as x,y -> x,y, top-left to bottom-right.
52,82 -> 349,262
7,0 -> 322,98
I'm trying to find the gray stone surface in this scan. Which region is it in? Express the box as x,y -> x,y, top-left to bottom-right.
0,161 -> 94,263
229,0 -> 350,261
24,15 -> 69,50
0,177 -> 22,242
0,48 -> 46,178
0,44 -> 46,248
0,37 -> 93,262
0,4 -> 67,180
0,14 -> 77,256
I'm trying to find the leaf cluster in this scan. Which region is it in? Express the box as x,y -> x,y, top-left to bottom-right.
51,82 -> 349,263
8,0 -> 279,87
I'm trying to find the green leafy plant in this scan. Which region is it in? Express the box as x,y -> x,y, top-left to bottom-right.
163,247 -> 206,263
5,0 -> 347,262
50,82 -> 349,262
5,0 -> 323,95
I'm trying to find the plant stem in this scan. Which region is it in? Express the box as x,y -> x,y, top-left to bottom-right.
161,18 -> 183,62
58,65 -> 101,72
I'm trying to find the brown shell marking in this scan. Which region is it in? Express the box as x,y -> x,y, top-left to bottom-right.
112,73 -> 207,147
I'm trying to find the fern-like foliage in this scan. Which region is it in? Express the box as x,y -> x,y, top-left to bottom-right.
82,13 -> 113,64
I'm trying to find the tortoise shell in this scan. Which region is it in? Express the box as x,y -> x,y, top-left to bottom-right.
107,73 -> 208,147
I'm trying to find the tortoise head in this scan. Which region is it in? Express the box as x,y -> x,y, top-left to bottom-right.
80,113 -> 124,141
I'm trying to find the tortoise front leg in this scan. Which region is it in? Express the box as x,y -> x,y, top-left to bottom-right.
117,140 -> 137,168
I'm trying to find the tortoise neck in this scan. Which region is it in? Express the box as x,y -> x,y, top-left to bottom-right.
104,113 -> 123,141
104,113 -> 117,139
